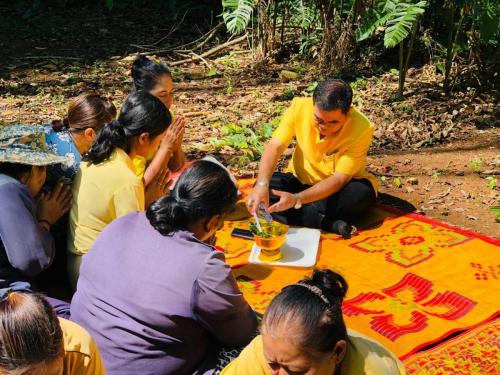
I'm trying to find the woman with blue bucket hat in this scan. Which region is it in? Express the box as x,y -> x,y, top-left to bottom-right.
0,124 -> 72,317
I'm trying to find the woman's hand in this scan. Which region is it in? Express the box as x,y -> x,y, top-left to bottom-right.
37,182 -> 72,226
161,115 -> 185,153
267,189 -> 296,213
246,185 -> 269,215
145,169 -> 171,206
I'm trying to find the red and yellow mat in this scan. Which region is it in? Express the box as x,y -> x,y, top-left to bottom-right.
404,317 -> 499,374
217,179 -> 500,360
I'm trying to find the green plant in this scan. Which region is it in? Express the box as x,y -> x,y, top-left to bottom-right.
211,117 -> 280,162
352,78 -> 368,90
205,67 -> 219,77
443,0 -> 499,92
358,0 -> 428,98
222,0 -> 255,34
282,87 -> 297,100
220,57 -> 240,68
469,158 -> 482,172
224,74 -> 234,95
486,176 -> 497,190
489,206 -> 500,223
397,102 -> 414,114
306,81 -> 318,93
393,177 -> 402,187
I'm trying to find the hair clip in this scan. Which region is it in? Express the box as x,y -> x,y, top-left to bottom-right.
290,282 -> 332,308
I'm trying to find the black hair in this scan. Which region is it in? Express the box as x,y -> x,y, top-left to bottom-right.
132,55 -> 172,92
313,78 -> 353,114
262,269 -> 348,354
52,92 -> 116,132
0,292 -> 63,372
0,163 -> 34,180
83,91 -> 171,165
146,160 -> 237,236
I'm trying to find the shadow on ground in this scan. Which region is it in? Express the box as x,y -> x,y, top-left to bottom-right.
0,0 -> 222,78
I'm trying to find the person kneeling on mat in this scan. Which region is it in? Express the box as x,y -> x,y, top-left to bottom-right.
246,79 -> 378,238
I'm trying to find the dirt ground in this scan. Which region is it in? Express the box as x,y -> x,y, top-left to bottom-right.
1,4 -> 498,238
372,144 -> 499,237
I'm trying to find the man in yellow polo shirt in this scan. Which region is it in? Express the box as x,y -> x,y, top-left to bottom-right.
246,79 -> 377,238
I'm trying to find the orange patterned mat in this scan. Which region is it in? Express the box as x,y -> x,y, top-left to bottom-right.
404,317 -> 500,374
217,179 -> 500,360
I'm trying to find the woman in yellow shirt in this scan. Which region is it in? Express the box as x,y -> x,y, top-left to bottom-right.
221,269 -> 406,375
67,91 -> 172,289
131,55 -> 186,184
0,291 -> 106,375
247,79 -> 377,239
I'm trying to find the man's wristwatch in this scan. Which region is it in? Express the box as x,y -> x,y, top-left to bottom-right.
256,180 -> 269,188
293,193 -> 302,209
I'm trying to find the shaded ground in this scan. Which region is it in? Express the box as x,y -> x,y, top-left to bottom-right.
1,4 -> 498,238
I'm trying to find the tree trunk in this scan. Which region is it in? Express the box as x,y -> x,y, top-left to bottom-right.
402,18 -> 420,88
280,1 -> 286,45
444,3 -> 466,93
398,41 -> 404,98
444,5 -> 455,93
271,0 -> 278,50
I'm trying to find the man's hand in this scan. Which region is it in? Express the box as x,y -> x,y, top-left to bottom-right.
267,189 -> 296,213
246,185 -> 269,215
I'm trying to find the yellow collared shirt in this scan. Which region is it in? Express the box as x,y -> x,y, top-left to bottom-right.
221,330 -> 406,375
272,97 -> 378,192
60,318 -> 106,375
68,148 -> 145,256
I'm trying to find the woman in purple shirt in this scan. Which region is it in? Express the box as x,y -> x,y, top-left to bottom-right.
71,160 -> 258,374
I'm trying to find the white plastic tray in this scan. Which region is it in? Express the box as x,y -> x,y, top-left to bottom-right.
249,227 -> 321,268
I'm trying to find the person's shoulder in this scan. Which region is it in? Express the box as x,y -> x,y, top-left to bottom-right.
0,175 -> 31,204
42,124 -> 54,136
59,318 -> 96,358
221,335 -> 268,375
291,97 -> 314,111
86,151 -> 140,186
349,107 -> 374,131
59,318 -> 106,375
346,329 -> 406,374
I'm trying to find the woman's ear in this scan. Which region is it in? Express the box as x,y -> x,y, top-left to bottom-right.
84,128 -> 97,142
333,340 -> 347,364
138,132 -> 150,146
204,214 -> 222,233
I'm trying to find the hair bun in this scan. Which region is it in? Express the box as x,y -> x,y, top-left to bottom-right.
51,118 -> 70,132
146,195 -> 187,236
311,269 -> 348,300
108,119 -> 124,133
103,97 -> 118,118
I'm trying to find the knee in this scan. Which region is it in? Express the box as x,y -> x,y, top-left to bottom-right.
334,181 -> 376,216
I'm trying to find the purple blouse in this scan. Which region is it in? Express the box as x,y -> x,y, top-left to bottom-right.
70,212 -> 257,375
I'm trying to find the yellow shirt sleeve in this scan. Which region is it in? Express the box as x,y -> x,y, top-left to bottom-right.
335,127 -> 374,176
59,318 -> 107,375
112,183 -> 145,218
221,336 -> 270,375
342,329 -> 407,375
272,99 -> 297,147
